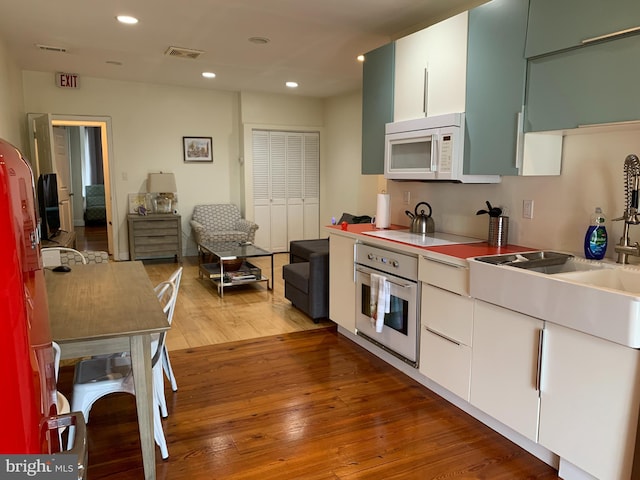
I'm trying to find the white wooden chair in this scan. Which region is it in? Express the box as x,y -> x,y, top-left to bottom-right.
160,267 -> 182,395
41,247 -> 109,267
70,281 -> 176,459
41,247 -> 88,267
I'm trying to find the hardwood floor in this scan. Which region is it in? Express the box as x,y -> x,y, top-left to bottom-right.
75,225 -> 109,252
142,254 -> 334,350
56,328 -> 560,479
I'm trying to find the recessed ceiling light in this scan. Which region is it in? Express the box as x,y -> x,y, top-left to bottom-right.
202,72 -> 216,79
285,81 -> 298,88
357,54 -> 365,62
249,37 -> 270,45
116,15 -> 138,25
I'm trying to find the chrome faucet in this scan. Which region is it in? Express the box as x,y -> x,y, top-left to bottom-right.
614,154 -> 640,264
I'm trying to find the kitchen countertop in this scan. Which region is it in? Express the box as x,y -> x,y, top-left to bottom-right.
326,223 -> 536,260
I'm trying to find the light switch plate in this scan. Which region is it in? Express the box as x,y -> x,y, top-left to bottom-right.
523,199 -> 534,219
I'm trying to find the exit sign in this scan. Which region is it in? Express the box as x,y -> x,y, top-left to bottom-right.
55,72 -> 80,89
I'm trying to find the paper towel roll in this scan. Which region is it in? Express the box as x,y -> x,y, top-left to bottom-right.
375,193 -> 390,229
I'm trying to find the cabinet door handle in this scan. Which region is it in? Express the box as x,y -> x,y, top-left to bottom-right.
535,327 -> 546,393
515,110 -> 524,171
582,25 -> 640,44
422,255 -> 467,270
352,242 -> 357,283
423,68 -> 429,115
425,326 -> 461,346
578,119 -> 640,129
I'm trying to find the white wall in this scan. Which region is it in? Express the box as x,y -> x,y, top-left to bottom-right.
22,71 -> 241,258
0,37 -> 26,150
386,126 -> 640,261
21,73 -> 363,257
322,91 -> 380,226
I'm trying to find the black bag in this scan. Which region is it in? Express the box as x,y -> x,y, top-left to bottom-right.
338,213 -> 372,224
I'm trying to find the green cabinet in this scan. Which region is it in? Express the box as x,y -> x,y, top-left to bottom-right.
464,0 -> 529,176
526,33 -> 640,132
525,0 -> 640,58
361,42 -> 394,175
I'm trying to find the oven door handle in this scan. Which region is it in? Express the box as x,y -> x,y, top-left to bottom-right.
355,266 -> 416,289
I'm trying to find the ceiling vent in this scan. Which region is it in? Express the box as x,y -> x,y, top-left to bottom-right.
36,44 -> 67,53
164,46 -> 204,59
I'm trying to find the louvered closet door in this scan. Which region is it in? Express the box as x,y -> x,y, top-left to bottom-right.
302,133 -> 320,239
269,133 -> 288,252
286,133 -> 304,242
252,130 -> 319,252
252,131 -> 271,250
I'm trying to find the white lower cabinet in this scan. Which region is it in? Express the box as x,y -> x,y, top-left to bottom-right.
470,300 -> 542,443
420,327 -> 472,401
539,323 -> 640,480
419,257 -> 473,401
328,233 -> 356,333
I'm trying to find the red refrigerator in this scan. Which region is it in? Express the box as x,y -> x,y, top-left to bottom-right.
0,138 -> 86,474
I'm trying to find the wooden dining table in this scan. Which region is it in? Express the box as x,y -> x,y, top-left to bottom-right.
46,260 -> 169,480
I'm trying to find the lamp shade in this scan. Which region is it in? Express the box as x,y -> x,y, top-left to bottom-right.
148,173 -> 177,193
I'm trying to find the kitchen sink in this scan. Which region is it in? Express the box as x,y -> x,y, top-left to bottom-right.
474,250 -> 607,274
468,252 -> 640,348
475,250 -> 573,269
554,267 -> 640,294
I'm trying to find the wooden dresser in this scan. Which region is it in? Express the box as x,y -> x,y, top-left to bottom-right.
128,214 -> 182,262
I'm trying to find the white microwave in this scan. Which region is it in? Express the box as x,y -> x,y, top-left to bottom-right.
384,113 -> 500,183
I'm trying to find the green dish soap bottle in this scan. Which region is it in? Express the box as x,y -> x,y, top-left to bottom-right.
584,207 -> 607,260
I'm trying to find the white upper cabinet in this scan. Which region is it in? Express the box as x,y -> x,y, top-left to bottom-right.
393,12 -> 468,122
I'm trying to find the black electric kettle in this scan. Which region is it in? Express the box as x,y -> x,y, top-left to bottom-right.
405,202 -> 435,234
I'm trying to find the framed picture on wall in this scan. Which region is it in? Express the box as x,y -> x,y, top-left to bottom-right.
183,136 -> 213,162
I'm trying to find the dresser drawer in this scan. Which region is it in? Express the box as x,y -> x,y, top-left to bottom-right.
128,214 -> 182,261
133,220 -> 179,233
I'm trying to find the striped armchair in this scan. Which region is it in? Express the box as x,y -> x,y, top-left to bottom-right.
190,204 -> 258,246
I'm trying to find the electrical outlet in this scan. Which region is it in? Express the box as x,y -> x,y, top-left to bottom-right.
523,199 -> 534,219
403,191 -> 410,205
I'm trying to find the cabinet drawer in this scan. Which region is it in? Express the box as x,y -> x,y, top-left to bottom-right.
421,284 -> 473,345
418,256 -> 468,295
135,245 -> 178,256
134,227 -> 178,237
134,223 -> 178,233
419,326 -> 471,401
134,235 -> 177,246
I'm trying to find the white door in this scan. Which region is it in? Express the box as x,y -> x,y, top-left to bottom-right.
29,114 -> 116,258
252,130 -> 320,252
52,126 -> 74,234
286,133 -> 304,242
33,114 -> 54,175
302,133 -> 320,239
269,133 -> 288,252
33,115 -> 73,234
252,131 -> 287,252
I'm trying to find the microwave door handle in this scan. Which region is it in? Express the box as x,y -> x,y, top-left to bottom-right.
431,136 -> 438,172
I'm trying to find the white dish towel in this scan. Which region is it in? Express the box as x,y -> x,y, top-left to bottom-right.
369,273 -> 390,333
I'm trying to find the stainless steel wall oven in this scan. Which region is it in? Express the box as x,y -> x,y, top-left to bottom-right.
355,243 -> 420,367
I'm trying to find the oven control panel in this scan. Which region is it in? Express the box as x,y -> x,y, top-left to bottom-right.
356,244 -> 418,281
366,252 -> 399,268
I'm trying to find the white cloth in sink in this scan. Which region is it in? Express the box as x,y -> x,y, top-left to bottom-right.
369,273 -> 390,333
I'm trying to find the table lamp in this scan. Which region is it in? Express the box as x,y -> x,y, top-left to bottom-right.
148,172 -> 177,214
